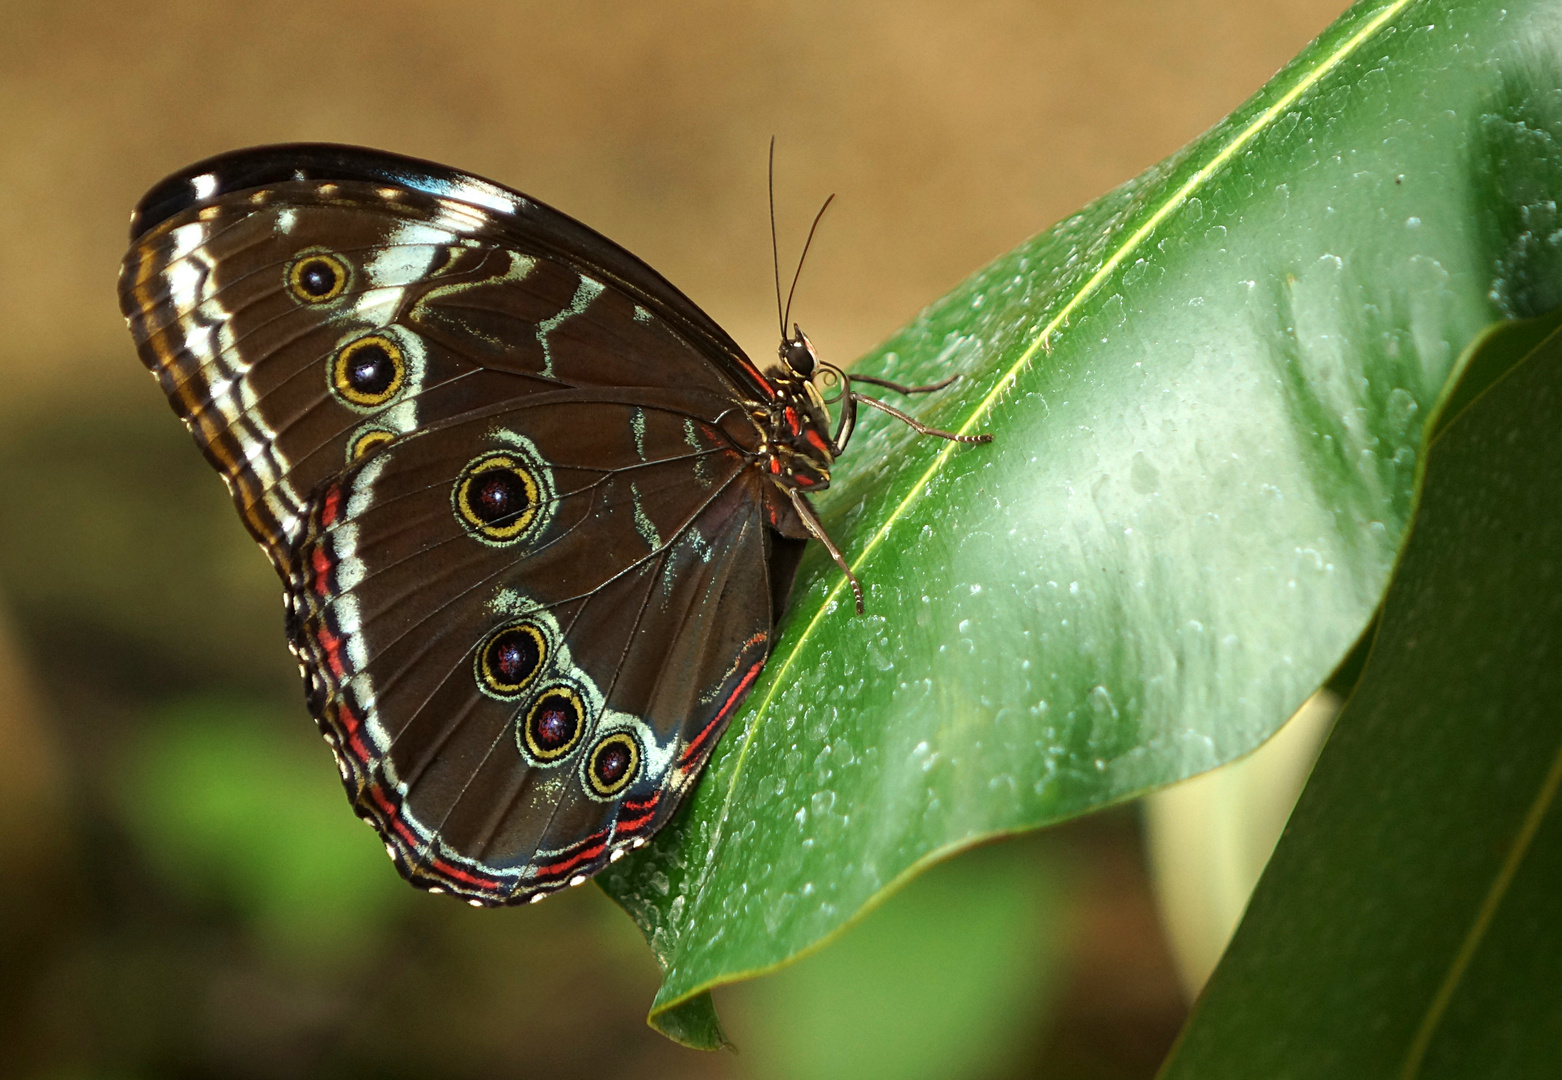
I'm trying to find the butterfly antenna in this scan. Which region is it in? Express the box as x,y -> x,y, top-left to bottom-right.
769,137 -> 785,339
783,191 -> 835,336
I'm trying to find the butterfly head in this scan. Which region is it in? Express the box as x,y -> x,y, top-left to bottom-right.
775,324 -> 837,421
779,324 -> 818,379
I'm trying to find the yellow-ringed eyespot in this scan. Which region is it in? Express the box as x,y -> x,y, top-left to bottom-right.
330,334 -> 406,408
347,426 -> 397,462
522,685 -> 587,762
585,732 -> 641,798
453,452 -> 543,544
475,621 -> 548,700
285,251 -> 349,303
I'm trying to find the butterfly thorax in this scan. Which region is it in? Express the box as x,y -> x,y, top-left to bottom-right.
750,366 -> 835,495
745,324 -> 837,496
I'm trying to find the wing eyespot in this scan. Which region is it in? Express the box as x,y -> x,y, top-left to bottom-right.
330,334 -> 406,408
522,684 -> 588,763
453,451 -> 548,545
286,250 -> 349,303
584,732 -> 642,798
475,621 -> 548,699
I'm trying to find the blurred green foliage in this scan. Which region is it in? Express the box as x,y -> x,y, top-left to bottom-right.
0,410 -> 293,699
734,839 -> 1069,1080
117,696 -> 410,969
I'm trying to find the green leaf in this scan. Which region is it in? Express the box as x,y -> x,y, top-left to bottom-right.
1157,317 -> 1562,1077
602,0 -> 1560,1044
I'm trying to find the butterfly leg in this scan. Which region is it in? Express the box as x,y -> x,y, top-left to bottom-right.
850,392 -> 994,445
787,489 -> 865,614
847,372 -> 961,395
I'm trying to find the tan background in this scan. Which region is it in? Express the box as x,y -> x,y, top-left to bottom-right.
0,2 -> 1349,1077
3,0 -> 1344,416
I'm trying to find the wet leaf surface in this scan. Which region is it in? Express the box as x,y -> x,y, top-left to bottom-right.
600,0 -> 1562,1044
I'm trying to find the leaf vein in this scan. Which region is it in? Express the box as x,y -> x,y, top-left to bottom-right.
1399,737 -> 1562,1079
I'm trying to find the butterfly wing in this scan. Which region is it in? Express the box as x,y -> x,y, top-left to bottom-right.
119,145 -> 801,903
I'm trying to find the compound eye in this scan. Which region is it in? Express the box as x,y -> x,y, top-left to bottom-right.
782,335 -> 816,377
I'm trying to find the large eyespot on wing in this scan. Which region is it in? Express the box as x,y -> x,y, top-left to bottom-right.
583,731 -> 642,799
280,390 -> 789,904
286,249 -> 351,303
474,620 -> 549,699
328,333 -> 406,409
519,682 -> 590,764
450,441 -> 555,548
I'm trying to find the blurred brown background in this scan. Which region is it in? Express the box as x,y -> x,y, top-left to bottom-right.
0,1 -> 1347,1077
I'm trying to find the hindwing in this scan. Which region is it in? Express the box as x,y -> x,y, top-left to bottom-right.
288,392 -> 793,902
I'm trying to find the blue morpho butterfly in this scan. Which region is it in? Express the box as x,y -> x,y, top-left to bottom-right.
119,144 -> 989,905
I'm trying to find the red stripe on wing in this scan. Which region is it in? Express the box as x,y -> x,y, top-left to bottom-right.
678,656 -> 765,768
334,699 -> 373,764
366,782 -> 509,892
740,359 -> 776,398
615,791 -> 663,835
319,484 -> 343,527
532,828 -> 613,881
310,545 -> 333,597
316,622 -> 348,680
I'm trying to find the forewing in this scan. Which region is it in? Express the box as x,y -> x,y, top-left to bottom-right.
119,145 -> 772,572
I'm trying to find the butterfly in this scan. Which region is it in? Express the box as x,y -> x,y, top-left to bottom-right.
119,144 -> 988,906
